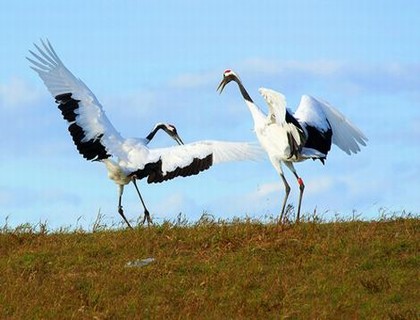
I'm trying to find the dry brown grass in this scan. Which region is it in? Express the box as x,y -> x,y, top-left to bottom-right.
0,213 -> 418,319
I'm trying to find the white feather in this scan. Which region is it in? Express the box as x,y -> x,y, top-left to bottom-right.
258,87 -> 287,124
29,40 -> 262,182
112,139 -> 262,180
219,70 -> 368,222
258,87 -> 304,155
294,95 -> 368,155
27,39 -> 124,152
148,141 -> 261,175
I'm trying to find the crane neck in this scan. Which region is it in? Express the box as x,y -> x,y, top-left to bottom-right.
145,123 -> 165,142
237,80 -> 253,104
235,80 -> 265,124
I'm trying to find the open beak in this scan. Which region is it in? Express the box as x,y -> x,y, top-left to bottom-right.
217,77 -> 228,94
173,134 -> 184,145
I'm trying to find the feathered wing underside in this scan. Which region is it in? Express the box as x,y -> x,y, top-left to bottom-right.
294,95 -> 367,155
27,40 -> 126,161
125,140 -> 262,184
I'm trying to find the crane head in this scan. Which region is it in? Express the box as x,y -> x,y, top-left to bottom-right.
162,123 -> 184,145
217,69 -> 240,94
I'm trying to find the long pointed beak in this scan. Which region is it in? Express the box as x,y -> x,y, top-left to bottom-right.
174,134 -> 184,145
217,78 -> 227,94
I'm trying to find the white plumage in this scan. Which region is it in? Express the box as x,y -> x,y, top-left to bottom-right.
294,95 -> 367,155
28,40 -> 261,228
218,69 -> 367,222
259,88 -> 287,124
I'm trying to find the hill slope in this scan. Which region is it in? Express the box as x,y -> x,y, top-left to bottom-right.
0,217 -> 418,319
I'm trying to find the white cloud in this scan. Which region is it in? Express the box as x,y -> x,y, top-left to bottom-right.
163,59 -> 420,96
0,184 -> 82,213
96,58 -> 420,143
207,181 -> 281,217
241,58 -> 342,77
1,59 -> 417,227
0,77 -> 43,110
102,90 -> 159,124
304,176 -> 336,197
224,175 -> 338,215
152,192 -> 201,221
168,71 -> 218,89
257,181 -> 281,194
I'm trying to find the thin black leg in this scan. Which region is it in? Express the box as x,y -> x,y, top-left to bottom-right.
279,173 -> 291,224
117,185 -> 133,229
292,173 -> 305,223
285,162 -> 305,223
132,179 -> 153,225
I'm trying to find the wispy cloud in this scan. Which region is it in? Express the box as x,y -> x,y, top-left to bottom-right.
95,58 -> 420,145
0,77 -> 43,110
0,185 -> 81,209
102,90 -> 159,125
164,60 -> 420,96
168,71 -> 218,89
152,191 -> 201,221
0,78 -> 68,159
2,60 -> 417,227
245,59 -> 420,95
241,58 -> 342,77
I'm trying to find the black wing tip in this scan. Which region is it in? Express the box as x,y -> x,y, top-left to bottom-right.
129,160 -> 163,181
55,93 -> 76,103
55,93 -> 79,122
68,123 -> 110,161
146,154 -> 213,184
56,94 -> 110,161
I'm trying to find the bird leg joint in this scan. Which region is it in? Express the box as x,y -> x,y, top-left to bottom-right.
297,178 -> 304,187
142,209 -> 153,225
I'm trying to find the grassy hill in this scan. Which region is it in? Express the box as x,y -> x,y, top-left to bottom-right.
0,214 -> 418,319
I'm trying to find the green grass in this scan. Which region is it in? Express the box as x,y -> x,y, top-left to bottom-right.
0,213 -> 418,319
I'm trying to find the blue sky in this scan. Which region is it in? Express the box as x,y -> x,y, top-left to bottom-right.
1,1 -> 419,228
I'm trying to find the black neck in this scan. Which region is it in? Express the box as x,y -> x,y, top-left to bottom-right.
146,124 -> 166,142
235,78 -> 253,103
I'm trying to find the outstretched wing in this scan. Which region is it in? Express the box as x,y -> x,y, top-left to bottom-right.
126,140 -> 262,184
27,39 -> 125,161
294,95 -> 367,155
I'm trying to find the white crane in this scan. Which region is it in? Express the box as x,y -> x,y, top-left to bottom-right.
27,41 -> 261,229
112,122 -> 184,227
217,69 -> 368,223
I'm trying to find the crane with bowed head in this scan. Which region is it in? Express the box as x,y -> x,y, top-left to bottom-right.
28,41 -> 261,228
